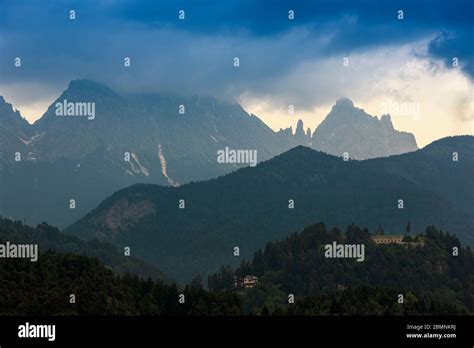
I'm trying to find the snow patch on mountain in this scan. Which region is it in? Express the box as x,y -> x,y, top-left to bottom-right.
130,153 -> 150,177
158,144 -> 178,186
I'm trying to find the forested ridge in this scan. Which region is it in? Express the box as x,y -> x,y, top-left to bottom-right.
209,223 -> 474,315
1,219 -> 472,315
0,251 -> 241,315
0,218 -> 168,281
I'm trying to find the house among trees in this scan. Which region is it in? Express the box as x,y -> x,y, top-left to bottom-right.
371,234 -> 425,247
371,235 -> 404,244
234,275 -> 259,289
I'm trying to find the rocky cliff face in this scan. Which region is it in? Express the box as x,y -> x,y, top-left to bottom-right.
311,97 -> 418,159
0,96 -> 34,169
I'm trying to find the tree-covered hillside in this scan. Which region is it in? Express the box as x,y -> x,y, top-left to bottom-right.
0,218 -> 169,281
209,224 -> 474,315
1,220 -> 471,315
0,251 -> 241,315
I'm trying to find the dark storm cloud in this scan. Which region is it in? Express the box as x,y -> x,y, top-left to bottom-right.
0,0 -> 472,104
428,29 -> 474,80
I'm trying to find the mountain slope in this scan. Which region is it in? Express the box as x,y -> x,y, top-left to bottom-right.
0,218 -> 169,281
0,250 -> 241,316
0,96 -> 33,169
66,136 -> 474,282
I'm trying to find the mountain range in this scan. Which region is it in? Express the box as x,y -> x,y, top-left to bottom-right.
65,135 -> 474,282
0,80 -> 418,227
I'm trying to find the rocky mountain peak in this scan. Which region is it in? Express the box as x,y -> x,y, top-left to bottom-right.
0,95 -> 29,129
312,98 -> 418,159
66,79 -> 117,95
334,97 -> 354,108
295,119 -> 305,136
380,114 -> 394,129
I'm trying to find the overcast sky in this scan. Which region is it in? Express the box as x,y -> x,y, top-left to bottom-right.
0,0 -> 473,146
